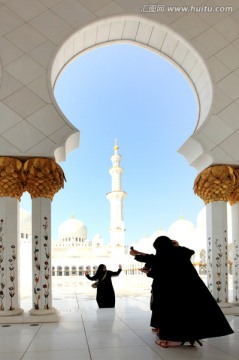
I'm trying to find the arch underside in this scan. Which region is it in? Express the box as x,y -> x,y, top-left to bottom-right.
51,16 -> 213,171
0,3 -> 237,172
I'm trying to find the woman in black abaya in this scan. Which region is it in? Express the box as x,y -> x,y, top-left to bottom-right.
130,236 -> 233,348
85,264 -> 122,308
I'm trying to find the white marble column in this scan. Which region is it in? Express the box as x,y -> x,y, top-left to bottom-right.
29,197 -> 58,318
230,203 -> 239,304
22,157 -> 65,321
206,201 -> 229,304
0,197 -> 23,317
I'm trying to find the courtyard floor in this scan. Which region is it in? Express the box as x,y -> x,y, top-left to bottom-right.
0,275 -> 239,360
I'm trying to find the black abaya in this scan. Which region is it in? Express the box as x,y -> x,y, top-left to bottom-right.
135,246 -> 233,342
86,269 -> 122,308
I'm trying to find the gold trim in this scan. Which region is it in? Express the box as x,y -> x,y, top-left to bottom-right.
0,157 -> 66,200
23,158 -> 66,200
0,157 -> 23,200
194,165 -> 237,204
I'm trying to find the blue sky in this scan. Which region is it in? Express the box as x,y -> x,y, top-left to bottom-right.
21,43 -> 204,244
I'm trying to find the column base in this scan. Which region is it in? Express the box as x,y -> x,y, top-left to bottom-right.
0,308 -> 24,317
0,307 -> 59,324
26,308 -> 59,323
219,303 -> 239,315
28,307 -> 59,322
29,307 -> 57,316
219,302 -> 232,308
29,307 -> 58,316
228,301 -> 239,306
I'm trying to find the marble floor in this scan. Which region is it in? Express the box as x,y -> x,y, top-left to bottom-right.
0,276 -> 239,360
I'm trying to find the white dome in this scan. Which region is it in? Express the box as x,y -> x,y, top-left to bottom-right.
150,229 -> 168,241
58,217 -> 87,239
168,218 -> 194,240
168,217 -> 196,250
136,236 -> 154,253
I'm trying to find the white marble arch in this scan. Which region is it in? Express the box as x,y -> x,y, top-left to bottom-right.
0,2 -> 238,169
50,15 -> 213,168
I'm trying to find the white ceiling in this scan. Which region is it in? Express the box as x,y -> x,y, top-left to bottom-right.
0,0 -> 238,172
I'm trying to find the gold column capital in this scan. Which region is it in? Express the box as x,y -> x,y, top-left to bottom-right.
228,168 -> 239,205
0,157 -> 23,200
22,158 -> 66,200
194,165 -> 237,204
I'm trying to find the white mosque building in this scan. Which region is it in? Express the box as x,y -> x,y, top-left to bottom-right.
20,141 -> 233,290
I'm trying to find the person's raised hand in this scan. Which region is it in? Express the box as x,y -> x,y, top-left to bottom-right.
130,246 -> 138,256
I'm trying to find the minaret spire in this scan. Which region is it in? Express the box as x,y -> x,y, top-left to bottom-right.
106,140 -> 127,254
114,138 -> 119,153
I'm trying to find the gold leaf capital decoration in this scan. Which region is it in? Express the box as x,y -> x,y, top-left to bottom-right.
228,168 -> 239,205
194,165 -> 237,204
0,157 -> 23,200
22,158 -> 66,200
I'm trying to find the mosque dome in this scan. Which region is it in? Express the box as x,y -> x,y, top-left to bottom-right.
167,217 -> 196,251
168,217 -> 194,240
58,217 -> 87,240
150,229 -> 168,241
134,236 -> 154,253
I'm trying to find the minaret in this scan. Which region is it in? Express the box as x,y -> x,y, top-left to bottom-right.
106,139 -> 127,253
